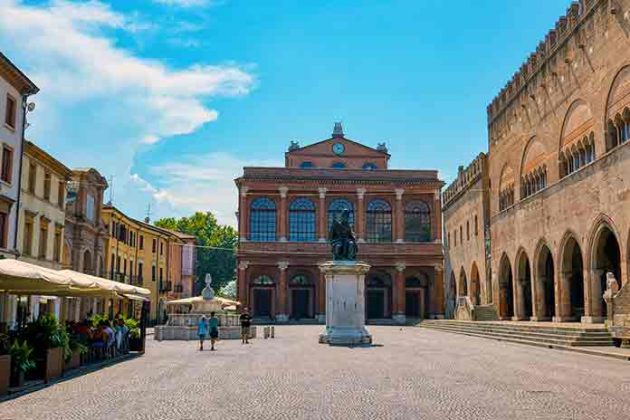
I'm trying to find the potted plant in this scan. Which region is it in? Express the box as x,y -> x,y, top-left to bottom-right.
9,340 -> 36,387
0,333 -> 10,394
23,315 -> 70,383
125,318 -> 143,352
65,336 -> 88,371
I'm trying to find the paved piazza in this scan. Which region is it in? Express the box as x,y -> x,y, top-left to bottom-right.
2,326 -> 630,420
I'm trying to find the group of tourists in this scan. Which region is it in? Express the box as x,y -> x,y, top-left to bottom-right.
70,316 -> 131,359
197,307 -> 252,351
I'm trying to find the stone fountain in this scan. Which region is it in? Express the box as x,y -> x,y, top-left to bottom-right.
155,274 -> 256,341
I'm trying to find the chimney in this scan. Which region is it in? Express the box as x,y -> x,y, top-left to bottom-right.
332,122 -> 344,138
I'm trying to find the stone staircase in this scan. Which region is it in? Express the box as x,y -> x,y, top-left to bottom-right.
421,320 -> 615,348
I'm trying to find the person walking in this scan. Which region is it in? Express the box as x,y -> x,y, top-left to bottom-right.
197,315 -> 208,351
208,312 -> 219,351
239,307 -> 252,344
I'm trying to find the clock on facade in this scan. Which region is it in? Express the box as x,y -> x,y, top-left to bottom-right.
332,142 -> 345,155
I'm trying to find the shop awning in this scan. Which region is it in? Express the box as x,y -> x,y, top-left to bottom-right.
60,270 -> 151,297
0,260 -> 151,299
121,293 -> 150,302
0,259 -> 95,294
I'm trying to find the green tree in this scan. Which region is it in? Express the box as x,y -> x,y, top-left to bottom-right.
155,212 -> 237,293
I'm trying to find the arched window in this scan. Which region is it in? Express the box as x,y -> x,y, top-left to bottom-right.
404,201 -> 431,242
466,221 -> 470,241
289,198 -> 316,242
331,162 -> 346,169
474,215 -> 479,236
249,197 -> 276,242
300,161 -> 314,169
328,199 -> 354,230
290,274 -> 312,286
366,199 -> 392,243
607,120 -> 618,151
362,162 -> 378,170
252,275 -> 274,285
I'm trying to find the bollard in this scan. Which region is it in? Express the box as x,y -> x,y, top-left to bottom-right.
271,326 -> 275,338
264,326 -> 269,339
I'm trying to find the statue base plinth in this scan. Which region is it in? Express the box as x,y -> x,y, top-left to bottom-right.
318,261 -> 372,346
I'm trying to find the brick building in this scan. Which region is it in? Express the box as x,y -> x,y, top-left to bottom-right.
235,124 -> 445,323
442,154 -> 491,318
444,0 -> 630,323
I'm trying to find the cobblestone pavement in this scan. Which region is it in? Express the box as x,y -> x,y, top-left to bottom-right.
2,326 -> 630,420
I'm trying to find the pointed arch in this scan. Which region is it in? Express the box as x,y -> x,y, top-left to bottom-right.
515,248 -> 533,319
533,239 -> 555,320
498,253 -> 514,319
558,231 -> 585,321
470,262 -> 481,305
588,216 -> 622,318
458,266 -> 468,298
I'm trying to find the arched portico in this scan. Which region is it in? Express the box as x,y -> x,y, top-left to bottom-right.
589,223 -> 622,320
515,250 -> 533,320
533,243 -> 555,321
498,254 -> 514,320
557,235 -> 585,322
470,262 -> 481,305
458,267 -> 468,298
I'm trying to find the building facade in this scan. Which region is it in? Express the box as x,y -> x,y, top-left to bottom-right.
63,168 -> 108,276
101,206 -> 196,322
442,154 -> 491,317
0,53 -> 38,257
17,141 -> 72,269
444,0 -> 630,324
236,124 -> 445,323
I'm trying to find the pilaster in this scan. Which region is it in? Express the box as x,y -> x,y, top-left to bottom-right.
238,186 -> 249,241
394,188 -> 404,242
318,188 -> 327,242
277,261 -> 289,322
393,263 -> 406,323
356,188 -> 366,243
237,260 -> 249,307
278,187 -> 289,242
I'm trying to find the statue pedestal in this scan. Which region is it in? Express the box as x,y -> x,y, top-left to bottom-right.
318,261 -> 372,346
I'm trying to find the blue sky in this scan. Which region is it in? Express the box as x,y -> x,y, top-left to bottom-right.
0,0 -> 569,225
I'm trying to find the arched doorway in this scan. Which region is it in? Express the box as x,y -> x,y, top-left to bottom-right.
470,263 -> 481,305
289,274 -> 314,320
251,275 -> 275,319
405,274 -> 428,319
498,254 -> 514,319
560,236 -> 584,320
458,268 -> 468,298
535,244 -> 555,320
365,272 -> 392,320
516,251 -> 533,320
591,225 -> 621,318
82,250 -> 93,275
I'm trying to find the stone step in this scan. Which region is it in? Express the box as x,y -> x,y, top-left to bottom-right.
423,320 -> 609,335
425,323 -> 612,338
422,324 -> 614,347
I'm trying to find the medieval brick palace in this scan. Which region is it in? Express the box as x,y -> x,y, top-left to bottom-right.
235,124 -> 444,322
444,0 -> 630,324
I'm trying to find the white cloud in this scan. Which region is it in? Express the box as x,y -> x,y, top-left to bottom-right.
0,0 -> 256,222
132,153 -> 281,226
0,0 -> 254,141
153,0 -> 210,7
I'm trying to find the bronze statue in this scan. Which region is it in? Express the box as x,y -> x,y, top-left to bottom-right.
329,209 -> 358,261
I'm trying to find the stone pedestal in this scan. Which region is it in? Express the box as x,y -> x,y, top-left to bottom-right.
318,261 -> 372,346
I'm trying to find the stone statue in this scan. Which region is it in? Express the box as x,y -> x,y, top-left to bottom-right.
201,273 -> 215,300
329,209 -> 358,261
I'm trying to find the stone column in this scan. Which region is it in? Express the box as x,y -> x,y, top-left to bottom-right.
317,188 -> 327,242
277,261 -> 289,322
553,270 -> 572,322
278,186 -> 289,242
316,271 -> 326,323
393,263 -> 406,323
531,276 -> 545,321
514,278 -> 526,321
237,261 -> 249,307
238,186 -> 249,241
394,189 -> 404,243
356,188 -> 366,242
433,191 -> 442,242
433,263 -> 445,319
583,268 -> 605,323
